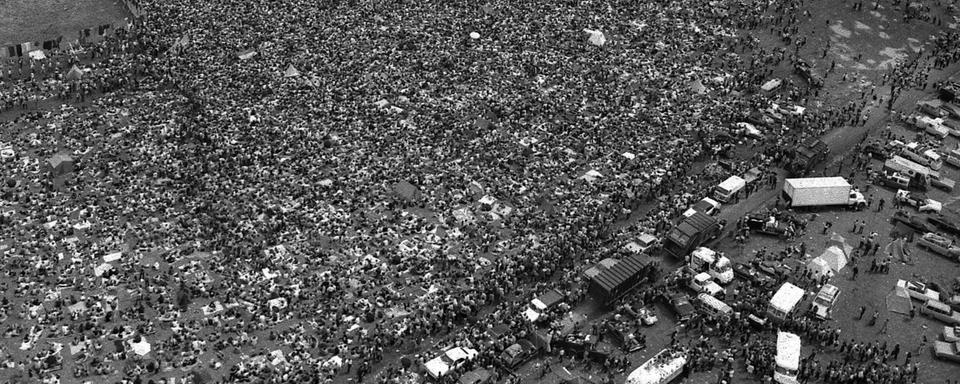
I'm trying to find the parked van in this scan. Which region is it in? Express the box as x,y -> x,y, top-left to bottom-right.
714,176 -> 746,203
768,283 -> 806,321
696,293 -> 733,318
924,149 -> 944,170
920,300 -> 960,325
946,149 -> 960,168
774,332 -> 801,384
810,284 -> 840,320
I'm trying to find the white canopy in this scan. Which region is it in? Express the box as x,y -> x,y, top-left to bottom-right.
770,283 -> 805,314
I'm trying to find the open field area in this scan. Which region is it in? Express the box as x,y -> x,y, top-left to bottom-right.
1,0 -> 960,383
0,0 -> 130,46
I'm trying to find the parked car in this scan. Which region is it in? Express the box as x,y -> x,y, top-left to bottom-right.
895,189 -> 942,213
897,280 -> 942,302
921,300 -> 960,325
917,232 -> 960,262
933,340 -> 960,363
689,272 -> 725,298
667,293 -> 694,322
683,197 -> 721,218
499,340 -> 537,369
944,326 -> 960,342
810,284 -> 841,320
624,233 -> 660,254
928,216 -> 960,237
892,212 -> 936,233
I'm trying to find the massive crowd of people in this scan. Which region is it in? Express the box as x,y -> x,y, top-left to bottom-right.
1,0 -> 959,383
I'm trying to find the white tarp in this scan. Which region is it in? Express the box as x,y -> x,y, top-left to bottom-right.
583,29 -> 607,46
129,338 -> 151,356
28,50 -> 47,60
103,252 -> 122,263
93,263 -> 113,277
580,169 -> 603,182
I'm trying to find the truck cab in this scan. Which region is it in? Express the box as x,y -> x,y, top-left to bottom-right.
687,247 -> 734,284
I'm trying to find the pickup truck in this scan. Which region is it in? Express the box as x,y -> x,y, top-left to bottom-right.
917,233 -> 960,262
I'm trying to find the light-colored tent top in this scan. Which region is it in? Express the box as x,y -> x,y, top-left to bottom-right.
770,283 -> 805,314
806,257 -> 833,277
818,246 -> 848,272
283,64 -> 300,77
65,65 -> 84,81
775,332 -> 801,371
886,285 -> 914,315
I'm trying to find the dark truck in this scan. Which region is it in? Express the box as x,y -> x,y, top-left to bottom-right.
663,212 -> 722,259
786,138 -> 830,176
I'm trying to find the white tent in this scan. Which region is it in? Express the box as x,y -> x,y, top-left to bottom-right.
28,50 -> 47,60
283,64 -> 301,78
583,29 -> 607,46
818,246 -> 848,273
806,257 -> 833,277
826,233 -> 853,258
886,285 -> 913,315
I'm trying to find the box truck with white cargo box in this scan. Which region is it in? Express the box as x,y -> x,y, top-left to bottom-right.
781,177 -> 866,210
713,176 -> 745,203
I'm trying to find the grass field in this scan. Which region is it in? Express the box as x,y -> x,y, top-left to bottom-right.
0,0 -> 131,47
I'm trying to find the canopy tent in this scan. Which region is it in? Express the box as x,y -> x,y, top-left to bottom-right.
582,29 -> 606,46
885,285 -> 913,315
64,65 -> 84,81
818,246 -> 848,273
283,64 -> 301,78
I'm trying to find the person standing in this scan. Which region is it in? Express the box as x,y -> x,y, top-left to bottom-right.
858,306 -> 867,320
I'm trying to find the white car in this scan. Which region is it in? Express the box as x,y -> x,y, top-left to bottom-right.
682,197 -> 721,218
897,280 -> 941,302
690,272 -> 725,297
895,190 -> 942,214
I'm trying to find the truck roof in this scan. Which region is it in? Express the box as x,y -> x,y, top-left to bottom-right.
785,177 -> 850,189
668,212 -> 718,243
776,332 -> 801,370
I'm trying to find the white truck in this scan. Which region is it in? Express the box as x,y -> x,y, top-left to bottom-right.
687,247 -> 734,284
781,177 -> 866,210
